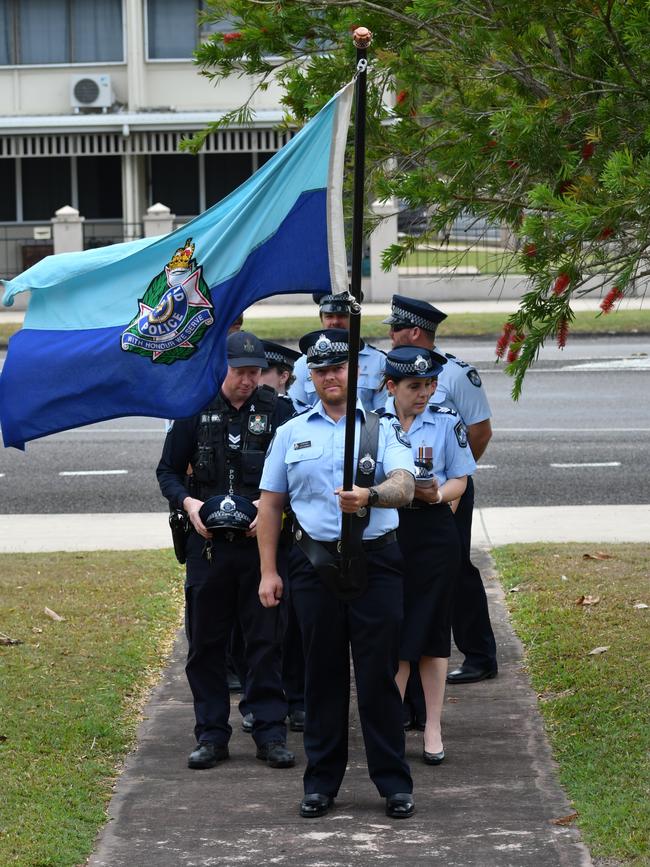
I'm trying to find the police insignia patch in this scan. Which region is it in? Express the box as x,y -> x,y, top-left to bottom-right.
248,413 -> 268,434
121,237 -> 213,364
393,423 -> 411,447
454,420 -> 468,448
467,369 -> 482,387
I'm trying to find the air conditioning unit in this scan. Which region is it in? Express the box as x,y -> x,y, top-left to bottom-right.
70,74 -> 114,112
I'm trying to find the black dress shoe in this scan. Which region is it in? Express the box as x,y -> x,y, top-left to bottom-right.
300,793 -> 334,818
446,663 -> 498,684
256,741 -> 296,768
423,748 -> 445,765
386,793 -> 415,819
241,712 -> 255,733
289,709 -> 305,732
187,742 -> 229,769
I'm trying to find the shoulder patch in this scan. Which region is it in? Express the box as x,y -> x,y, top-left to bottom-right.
454,420 -> 468,448
429,405 -> 456,415
466,369 -> 482,387
392,422 -> 412,448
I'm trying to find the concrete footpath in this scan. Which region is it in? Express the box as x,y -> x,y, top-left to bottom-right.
7,508 -> 647,866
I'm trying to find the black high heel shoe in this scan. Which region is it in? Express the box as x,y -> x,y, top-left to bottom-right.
422,748 -> 445,765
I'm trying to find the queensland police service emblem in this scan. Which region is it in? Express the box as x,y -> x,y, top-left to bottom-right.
358,453 -> 376,475
121,238 -> 213,364
248,413 -> 268,434
414,354 -> 429,373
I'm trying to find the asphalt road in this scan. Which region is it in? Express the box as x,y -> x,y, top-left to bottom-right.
1,336 -> 648,514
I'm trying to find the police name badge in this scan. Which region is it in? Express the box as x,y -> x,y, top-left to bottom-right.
248,413 -> 268,434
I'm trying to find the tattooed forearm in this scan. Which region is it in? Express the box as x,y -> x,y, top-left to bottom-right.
376,469 -> 415,508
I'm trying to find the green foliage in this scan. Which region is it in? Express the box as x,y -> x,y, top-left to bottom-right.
194,0 -> 650,395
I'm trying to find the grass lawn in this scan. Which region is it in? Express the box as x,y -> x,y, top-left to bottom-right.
0,550 -> 184,867
2,309 -> 649,348
494,543 -> 650,866
402,246 -> 517,273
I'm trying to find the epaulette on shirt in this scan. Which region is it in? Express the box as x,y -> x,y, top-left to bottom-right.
364,342 -> 387,356
429,405 -> 458,416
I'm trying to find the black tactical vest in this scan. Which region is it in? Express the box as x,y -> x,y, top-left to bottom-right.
191,385 -> 279,501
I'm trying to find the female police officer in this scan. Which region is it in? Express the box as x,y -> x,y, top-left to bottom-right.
382,346 -> 476,764
256,328 -> 417,820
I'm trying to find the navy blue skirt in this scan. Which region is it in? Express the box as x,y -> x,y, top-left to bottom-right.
397,504 -> 461,659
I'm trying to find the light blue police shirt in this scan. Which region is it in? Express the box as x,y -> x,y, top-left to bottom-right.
429,348 -> 491,426
260,400 -> 415,541
288,344 -> 387,412
384,396 -> 477,485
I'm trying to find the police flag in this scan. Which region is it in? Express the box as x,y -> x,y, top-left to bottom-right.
0,82 -> 354,449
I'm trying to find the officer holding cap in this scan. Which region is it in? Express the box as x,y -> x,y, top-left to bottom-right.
156,330 -> 295,771
289,291 -> 386,411
381,346 -> 476,764
384,296 -> 498,683
257,328 -> 416,821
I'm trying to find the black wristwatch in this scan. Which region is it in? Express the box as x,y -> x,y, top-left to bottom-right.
367,487 -> 379,506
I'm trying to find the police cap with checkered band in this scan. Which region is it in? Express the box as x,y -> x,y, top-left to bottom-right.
382,295 -> 447,332
199,495 -> 257,533
261,340 -> 301,370
384,346 -> 447,379
298,328 -> 365,369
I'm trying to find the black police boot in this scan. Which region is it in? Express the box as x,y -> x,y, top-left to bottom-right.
385,793 -> 415,819
288,709 -> 305,732
256,741 -> 296,768
188,742 -> 229,769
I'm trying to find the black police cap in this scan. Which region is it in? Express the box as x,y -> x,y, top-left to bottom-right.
261,340 -> 301,369
199,495 -> 257,533
382,295 -> 447,331
384,346 -> 447,379
298,328 -> 365,369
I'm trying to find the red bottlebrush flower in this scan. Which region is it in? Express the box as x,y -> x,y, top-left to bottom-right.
506,347 -> 521,363
558,179 -> 573,195
481,138 -> 498,153
495,334 -> 509,358
506,159 -> 520,170
581,141 -> 595,160
396,90 -> 408,105
523,243 -> 537,258
223,31 -> 242,43
552,273 -> 571,295
600,286 -> 623,313
557,318 -> 569,349
598,226 -> 614,241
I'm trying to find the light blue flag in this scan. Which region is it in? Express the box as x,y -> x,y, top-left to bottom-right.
0,82 -> 354,449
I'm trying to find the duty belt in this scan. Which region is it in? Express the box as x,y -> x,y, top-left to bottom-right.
294,526 -> 397,555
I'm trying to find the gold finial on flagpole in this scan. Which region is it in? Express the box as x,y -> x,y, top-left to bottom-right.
353,26 -> 372,48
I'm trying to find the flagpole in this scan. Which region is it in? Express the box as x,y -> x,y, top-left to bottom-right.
340,26 -> 371,565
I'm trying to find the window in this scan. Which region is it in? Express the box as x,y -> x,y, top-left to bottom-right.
0,159 -> 16,221
78,156 -> 122,219
0,0 -> 123,66
147,0 -> 236,60
22,158 -> 71,221
150,155 -> 200,216
204,154 -> 252,207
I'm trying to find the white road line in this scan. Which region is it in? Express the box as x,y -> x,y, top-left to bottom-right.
59,470 -> 129,476
550,462 -> 621,468
475,464 -> 497,469
60,427 -> 165,434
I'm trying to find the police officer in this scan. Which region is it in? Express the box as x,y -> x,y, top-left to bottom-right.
260,340 -> 301,397
257,328 -> 416,820
381,346 -> 477,763
288,291 -> 386,411
383,296 -> 498,683
156,331 -> 296,770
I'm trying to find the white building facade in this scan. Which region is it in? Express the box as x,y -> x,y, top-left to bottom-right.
0,0 -> 290,278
